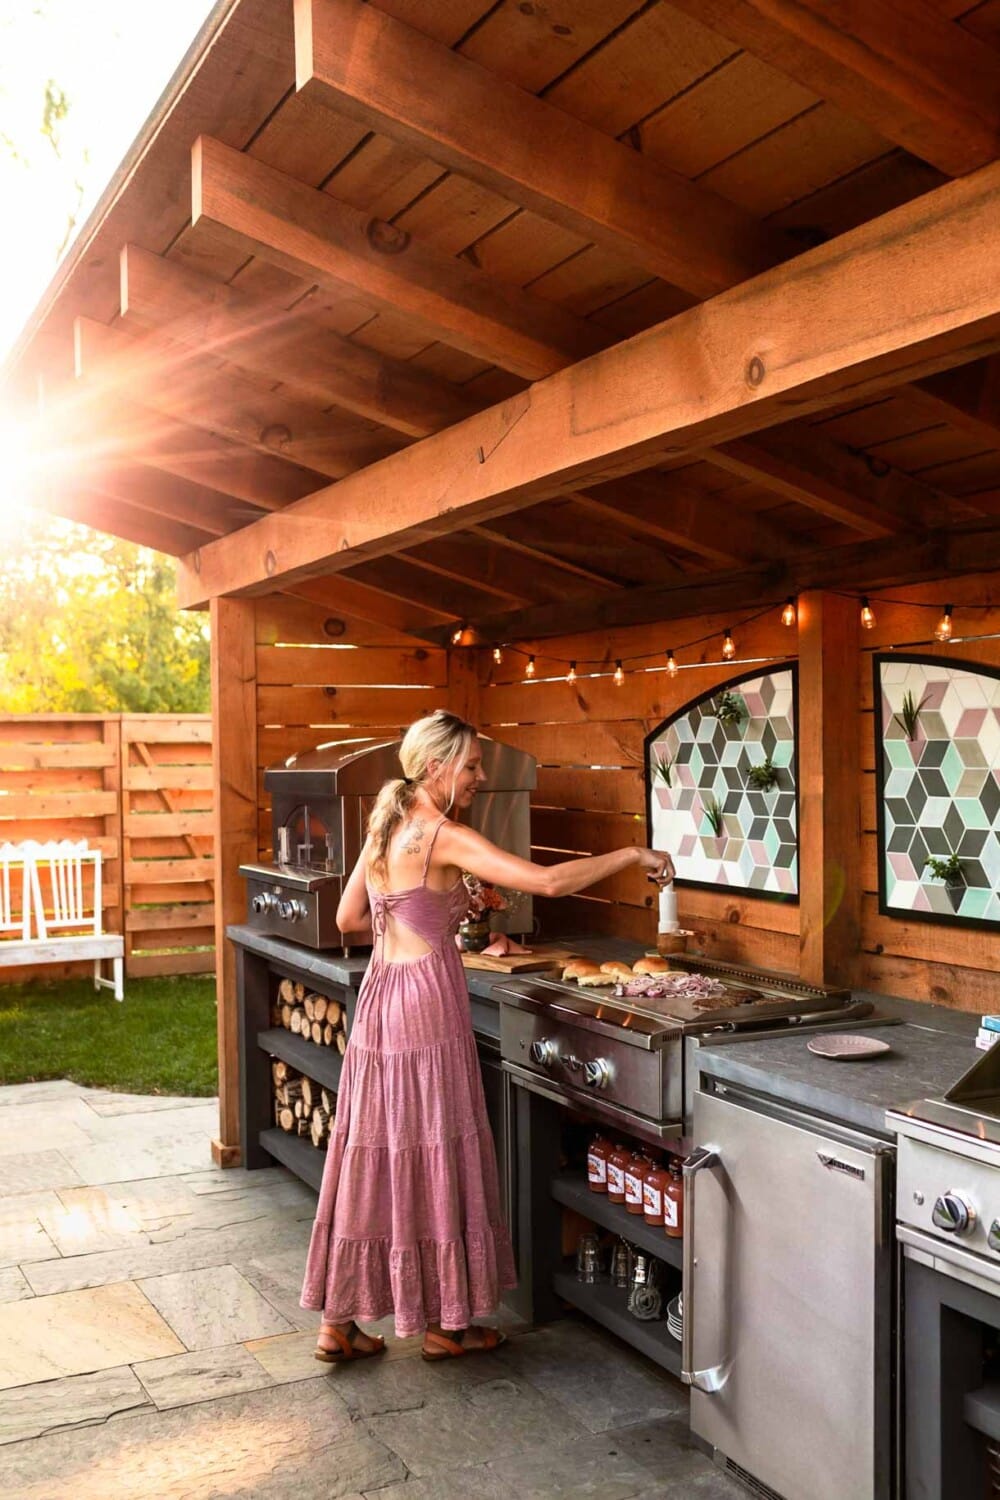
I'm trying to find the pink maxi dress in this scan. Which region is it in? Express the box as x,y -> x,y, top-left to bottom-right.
301,817 -> 517,1337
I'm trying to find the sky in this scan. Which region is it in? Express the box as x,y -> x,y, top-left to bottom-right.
0,0 -> 218,364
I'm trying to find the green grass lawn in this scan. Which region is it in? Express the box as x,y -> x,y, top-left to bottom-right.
0,975 -> 218,1095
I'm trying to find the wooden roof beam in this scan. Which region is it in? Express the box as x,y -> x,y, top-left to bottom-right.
176,156 -> 1000,608
910,359 -> 1000,454
74,315 -> 404,480
120,245 -> 478,439
668,0 -> 1000,177
191,134 -> 602,380
292,0 -> 787,299
705,425 -> 954,536
567,472 -> 800,568
282,574 -> 454,640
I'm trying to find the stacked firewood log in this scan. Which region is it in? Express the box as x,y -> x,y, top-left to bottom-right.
271,978 -> 347,1053
272,1059 -> 334,1149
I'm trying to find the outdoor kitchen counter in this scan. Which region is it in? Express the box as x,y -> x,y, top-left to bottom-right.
695,995 -> 980,1138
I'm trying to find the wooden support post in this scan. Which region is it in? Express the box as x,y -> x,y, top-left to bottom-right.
797,591 -> 861,988
211,596 -> 258,1166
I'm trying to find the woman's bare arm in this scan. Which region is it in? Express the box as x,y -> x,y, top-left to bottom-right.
437,822 -> 672,898
336,844 -> 371,933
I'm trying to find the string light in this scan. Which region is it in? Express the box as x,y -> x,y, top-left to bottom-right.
524,655 -> 536,679
934,604 -> 954,643
450,623 -> 465,646
860,597 -> 876,630
721,628 -> 736,660
781,597 -> 797,628
566,661 -> 577,684
613,659 -> 625,686
492,644 -> 503,664
665,650 -> 678,677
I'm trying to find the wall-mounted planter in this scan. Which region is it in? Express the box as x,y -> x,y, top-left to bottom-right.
875,653 -> 1000,930
645,664 -> 798,898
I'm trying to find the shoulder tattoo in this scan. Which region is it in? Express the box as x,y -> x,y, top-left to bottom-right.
400,817 -> 426,856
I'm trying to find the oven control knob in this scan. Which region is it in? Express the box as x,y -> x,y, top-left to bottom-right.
584,1058 -> 611,1090
529,1039 -> 557,1067
931,1192 -> 976,1235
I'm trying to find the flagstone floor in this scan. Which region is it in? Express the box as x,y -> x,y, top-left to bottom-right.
0,1079 -> 747,1499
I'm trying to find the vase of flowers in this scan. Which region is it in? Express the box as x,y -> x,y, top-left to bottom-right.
459,873 -> 519,951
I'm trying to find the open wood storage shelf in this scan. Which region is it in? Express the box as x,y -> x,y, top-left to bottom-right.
257,1027 -> 344,1092
551,1171 -> 683,1270
553,1265 -> 682,1378
260,1126 -> 326,1192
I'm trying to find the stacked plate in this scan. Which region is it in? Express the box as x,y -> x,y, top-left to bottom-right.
667,1292 -> 683,1343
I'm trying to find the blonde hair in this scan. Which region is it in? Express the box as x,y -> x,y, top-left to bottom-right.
367,710 -> 476,881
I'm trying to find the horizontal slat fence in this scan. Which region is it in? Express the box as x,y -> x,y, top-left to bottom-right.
0,714 -> 214,981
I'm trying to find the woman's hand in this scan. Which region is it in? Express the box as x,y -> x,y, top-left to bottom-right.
635,848 -> 675,884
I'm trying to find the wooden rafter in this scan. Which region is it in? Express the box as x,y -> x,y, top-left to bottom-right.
191,135 -> 603,380
909,359 -> 1000,455
74,316 -> 405,479
292,0 -> 787,299
120,245 -> 477,438
88,466 -> 260,537
466,525 -> 622,593
38,487 -> 214,557
705,425 -> 960,536
176,156 -> 1000,607
285,575 -> 453,641
668,0 -> 1000,177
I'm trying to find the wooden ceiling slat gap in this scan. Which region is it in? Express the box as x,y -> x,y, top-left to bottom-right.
450,0 -> 509,53
316,128 -> 375,193
387,168 -> 451,228
625,49 -> 743,139
242,83 -> 296,154
535,0 -> 658,103
690,100 -> 823,185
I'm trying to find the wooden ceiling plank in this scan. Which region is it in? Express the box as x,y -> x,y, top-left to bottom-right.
705,425 -> 956,535
176,155 -> 1000,607
191,134 -> 603,379
74,315 -> 404,480
466,524 -> 622,592
910,359 -> 1000,453
667,0 -> 1000,176
37,488 -> 213,557
88,466 -> 259,538
292,0 -> 787,299
285,574 -> 453,639
120,245 -> 476,438
396,550 -> 531,607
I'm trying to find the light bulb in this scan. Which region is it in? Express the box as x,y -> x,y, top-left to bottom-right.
613,660 -> 625,686
566,661 -> 577,684
451,624 -> 464,646
525,655 -> 536,679
492,644 -> 503,664
721,629 -> 736,660
934,605 -> 954,643
781,597 -> 797,628
665,650 -> 678,677
860,597 -> 875,630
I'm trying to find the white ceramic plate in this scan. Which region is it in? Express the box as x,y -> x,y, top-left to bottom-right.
806,1034 -> 892,1061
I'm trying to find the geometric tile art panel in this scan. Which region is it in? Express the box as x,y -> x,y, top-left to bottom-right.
644,665 -> 798,898
875,653 -> 1000,928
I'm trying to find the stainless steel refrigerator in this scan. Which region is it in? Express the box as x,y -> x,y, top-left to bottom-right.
684,1084 -> 895,1500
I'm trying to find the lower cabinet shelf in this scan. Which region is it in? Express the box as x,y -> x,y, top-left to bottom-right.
550,1171 -> 683,1270
552,1267 -> 682,1378
260,1127 -> 326,1191
257,1028 -> 343,1091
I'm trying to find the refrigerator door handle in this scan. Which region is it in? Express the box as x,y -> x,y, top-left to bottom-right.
682,1145 -> 729,1393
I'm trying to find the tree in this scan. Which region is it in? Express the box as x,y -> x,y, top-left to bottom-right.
0,513 -> 210,712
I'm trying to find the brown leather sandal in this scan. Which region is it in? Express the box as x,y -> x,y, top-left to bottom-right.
314,1320 -> 387,1363
421,1326 -> 507,1362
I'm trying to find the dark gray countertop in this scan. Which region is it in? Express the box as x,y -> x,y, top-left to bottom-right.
696,1009 -> 981,1138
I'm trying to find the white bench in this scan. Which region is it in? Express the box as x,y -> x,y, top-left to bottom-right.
0,841 -> 125,1001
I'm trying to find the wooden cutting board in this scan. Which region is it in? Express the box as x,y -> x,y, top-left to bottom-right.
461,945 -> 582,974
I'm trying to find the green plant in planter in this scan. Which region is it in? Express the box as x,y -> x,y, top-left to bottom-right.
702,793 -> 725,837
893,688 -> 929,742
711,690 -> 746,727
924,851 -> 963,884
746,755 -> 779,792
652,752 -> 674,787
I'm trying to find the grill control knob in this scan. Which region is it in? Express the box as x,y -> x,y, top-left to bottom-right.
584,1058 -> 611,1090
251,892 -> 278,915
932,1192 -> 976,1235
529,1039 -> 556,1067
988,1220 -> 1000,1254
277,898 -> 307,923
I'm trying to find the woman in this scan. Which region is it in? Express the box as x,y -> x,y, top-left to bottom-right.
300,710 -> 674,1363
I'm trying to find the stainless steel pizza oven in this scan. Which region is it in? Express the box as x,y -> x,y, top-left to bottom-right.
240,736 -> 537,950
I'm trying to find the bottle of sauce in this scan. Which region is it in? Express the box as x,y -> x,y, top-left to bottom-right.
587,1133 -> 611,1193
624,1151 -> 649,1215
664,1160 -> 684,1239
643,1158 -> 670,1225
607,1142 -> 630,1204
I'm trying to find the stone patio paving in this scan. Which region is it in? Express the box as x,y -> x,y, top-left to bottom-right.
0,1080 -> 746,1499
